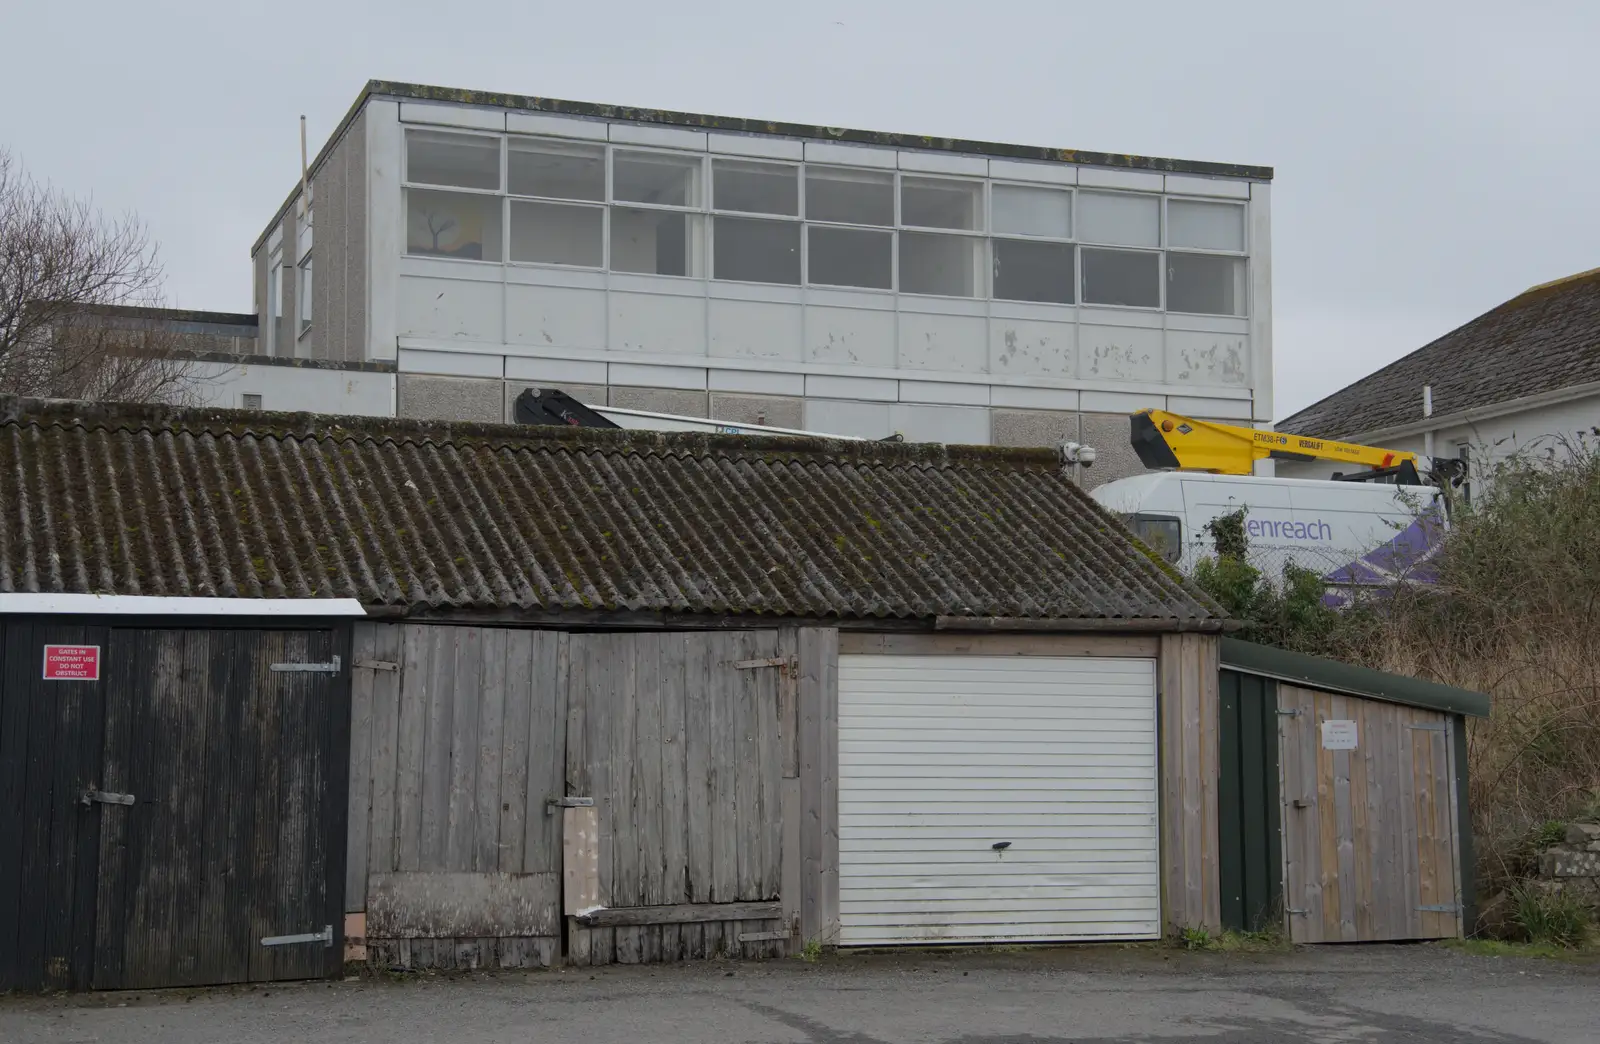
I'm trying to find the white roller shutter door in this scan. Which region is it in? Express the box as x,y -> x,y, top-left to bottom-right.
838,654 -> 1160,945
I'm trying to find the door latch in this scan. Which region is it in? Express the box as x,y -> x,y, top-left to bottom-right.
546,796 -> 594,815
270,655 -> 341,674
261,925 -> 333,948
81,789 -> 135,807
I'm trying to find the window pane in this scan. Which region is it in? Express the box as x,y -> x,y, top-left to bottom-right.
1081,247 -> 1159,307
993,185 -> 1071,238
613,151 -> 702,208
900,232 -> 984,297
406,129 -> 500,190
807,226 -> 892,289
993,238 -> 1074,304
1168,199 -> 1245,252
299,258 -> 312,331
714,160 -> 799,216
610,207 -> 704,276
406,188 -> 503,261
1078,191 -> 1159,247
1166,252 -> 1247,315
805,168 -> 893,226
269,261 -> 285,354
901,177 -> 982,230
510,201 -> 603,267
713,217 -> 800,285
508,138 -> 604,201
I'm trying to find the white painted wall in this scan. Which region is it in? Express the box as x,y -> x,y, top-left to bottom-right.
181,360 -> 396,416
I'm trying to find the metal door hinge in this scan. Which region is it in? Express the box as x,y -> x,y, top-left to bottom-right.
1407,723 -> 1450,733
271,655 -> 341,674
81,789 -> 135,807
1416,904 -> 1460,913
546,796 -> 594,815
732,657 -> 797,678
354,659 -> 398,672
261,925 -> 333,948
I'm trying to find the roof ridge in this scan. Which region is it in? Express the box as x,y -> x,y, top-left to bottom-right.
0,396 -> 1064,471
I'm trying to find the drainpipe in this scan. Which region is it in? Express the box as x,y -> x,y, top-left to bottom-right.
1422,385 -> 1435,461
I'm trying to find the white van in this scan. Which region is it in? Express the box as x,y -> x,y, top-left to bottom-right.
1089,472 -> 1445,590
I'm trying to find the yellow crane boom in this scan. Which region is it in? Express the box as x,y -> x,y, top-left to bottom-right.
1130,408 -> 1421,478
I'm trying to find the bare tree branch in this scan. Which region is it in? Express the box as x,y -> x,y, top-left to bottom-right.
0,147 -> 194,403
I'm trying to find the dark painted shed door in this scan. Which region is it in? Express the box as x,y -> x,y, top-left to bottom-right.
93,629 -> 348,989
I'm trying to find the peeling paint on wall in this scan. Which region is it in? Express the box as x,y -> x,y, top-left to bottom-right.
1174,338 -> 1248,385
1081,327 -> 1162,381
990,324 -> 1075,377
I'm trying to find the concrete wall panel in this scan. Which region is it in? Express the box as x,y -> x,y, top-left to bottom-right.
397,374 -> 503,422
507,284 -> 606,350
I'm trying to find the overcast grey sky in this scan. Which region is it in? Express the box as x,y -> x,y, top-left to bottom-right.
3,0 -> 1596,420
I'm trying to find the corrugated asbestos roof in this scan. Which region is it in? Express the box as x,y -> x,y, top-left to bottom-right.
1279,269 -> 1600,439
0,397 -> 1223,627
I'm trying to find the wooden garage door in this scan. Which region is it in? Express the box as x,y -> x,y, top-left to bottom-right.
837,654 -> 1161,945
1278,684 -> 1462,942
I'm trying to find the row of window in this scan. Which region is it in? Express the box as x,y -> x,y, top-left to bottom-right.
402,128 -> 1251,315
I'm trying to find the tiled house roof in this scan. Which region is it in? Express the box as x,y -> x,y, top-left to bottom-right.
0,397 -> 1223,628
1279,269 -> 1600,439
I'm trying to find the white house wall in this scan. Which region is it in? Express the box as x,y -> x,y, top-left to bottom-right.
181,360 -> 396,416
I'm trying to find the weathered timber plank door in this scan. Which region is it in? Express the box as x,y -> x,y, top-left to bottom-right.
565,631 -> 787,964
1278,684 -> 1462,943
355,624 -> 567,970
94,629 -> 350,988
0,619 -> 111,992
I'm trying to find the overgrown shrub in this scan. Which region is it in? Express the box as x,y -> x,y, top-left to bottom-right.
1189,442 -> 1600,925
1509,884 -> 1592,949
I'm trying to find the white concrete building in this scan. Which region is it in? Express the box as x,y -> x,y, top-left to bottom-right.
248,80 -> 1275,483
1277,268 -> 1600,499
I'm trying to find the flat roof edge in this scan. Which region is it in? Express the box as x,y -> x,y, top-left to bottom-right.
1220,637 -> 1490,718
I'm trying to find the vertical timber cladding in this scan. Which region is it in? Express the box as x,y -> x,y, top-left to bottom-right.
93,627 -> 352,990
1278,684 -> 1463,943
836,634 -> 1166,946
565,631 -> 787,965
354,624 -> 567,971
0,619 -> 110,992
1217,670 -> 1282,934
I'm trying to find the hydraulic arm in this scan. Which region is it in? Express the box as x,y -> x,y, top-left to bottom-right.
1128,409 -> 1456,485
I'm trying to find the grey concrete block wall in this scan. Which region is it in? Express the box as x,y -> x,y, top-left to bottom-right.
504,382 -> 608,422
346,109 -> 368,364
398,374 -> 503,422
609,386 -> 709,417
992,409 -> 1081,450
309,108 -> 367,364
709,393 -> 804,430
1079,411 -> 1148,488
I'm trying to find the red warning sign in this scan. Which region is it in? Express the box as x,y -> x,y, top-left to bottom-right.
43,644 -> 100,681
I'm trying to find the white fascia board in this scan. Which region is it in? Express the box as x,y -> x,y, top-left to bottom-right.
0,594 -> 367,616
1349,381 -> 1600,443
